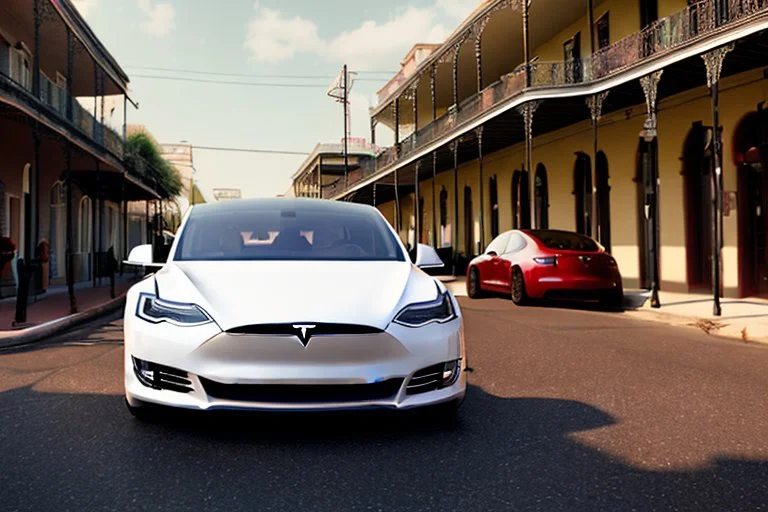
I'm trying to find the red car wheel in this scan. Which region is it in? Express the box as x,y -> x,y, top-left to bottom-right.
511,267 -> 529,306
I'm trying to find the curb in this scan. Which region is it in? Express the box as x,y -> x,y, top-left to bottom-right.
624,308 -> 768,345
0,295 -> 126,349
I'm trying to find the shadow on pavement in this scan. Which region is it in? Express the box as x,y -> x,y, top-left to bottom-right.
2,384 -> 767,511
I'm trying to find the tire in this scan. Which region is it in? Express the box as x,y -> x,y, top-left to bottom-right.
510,267 -> 529,306
467,267 -> 483,299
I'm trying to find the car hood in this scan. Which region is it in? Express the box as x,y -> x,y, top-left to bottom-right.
153,260 -> 440,331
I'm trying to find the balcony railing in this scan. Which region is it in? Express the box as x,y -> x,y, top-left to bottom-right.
322,0 -> 768,199
1,65 -> 124,159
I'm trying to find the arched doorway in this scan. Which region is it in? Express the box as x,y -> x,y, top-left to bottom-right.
733,107 -> 768,297
463,185 -> 474,257
511,169 -> 531,229
489,175 -> 499,238
439,186 -> 449,248
573,153 -> 592,236
534,163 -> 549,229
682,121 -> 713,292
595,151 -> 611,252
49,182 -> 66,279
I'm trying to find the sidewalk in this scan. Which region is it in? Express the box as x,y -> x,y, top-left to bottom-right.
442,277 -> 768,344
623,290 -> 768,344
0,274 -> 141,344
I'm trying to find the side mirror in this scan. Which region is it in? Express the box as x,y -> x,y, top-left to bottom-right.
414,244 -> 444,269
123,244 -> 163,269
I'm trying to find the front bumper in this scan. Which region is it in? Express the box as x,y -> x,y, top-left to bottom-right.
124,315 -> 466,412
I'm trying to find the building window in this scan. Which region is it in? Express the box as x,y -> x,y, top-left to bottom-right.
596,12 -> 610,49
563,32 -> 582,83
640,0 -> 658,29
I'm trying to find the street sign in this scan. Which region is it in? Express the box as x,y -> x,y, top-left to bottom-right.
213,188 -> 241,201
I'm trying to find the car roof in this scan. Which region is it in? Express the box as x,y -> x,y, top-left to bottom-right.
189,197 -> 378,217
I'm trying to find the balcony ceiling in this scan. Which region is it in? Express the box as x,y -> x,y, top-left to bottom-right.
0,0 -> 123,96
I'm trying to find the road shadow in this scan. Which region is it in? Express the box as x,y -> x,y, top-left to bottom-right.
2,384 -> 767,511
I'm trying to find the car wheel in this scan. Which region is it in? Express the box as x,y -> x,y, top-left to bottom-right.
511,267 -> 529,306
467,267 -> 483,299
125,397 -> 159,422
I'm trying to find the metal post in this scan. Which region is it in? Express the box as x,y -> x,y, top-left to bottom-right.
66,27 -> 74,120
432,151 -> 438,248
412,84 -> 419,134
588,0 -> 596,54
452,140 -> 459,275
587,92 -> 609,239
65,143 -> 77,313
97,161 -> 103,287
343,64 -> 349,189
393,99 -> 400,156
123,95 -> 128,143
477,127 -> 485,253
475,16 -> 490,93
32,0 -> 41,98
640,70 -> 663,308
430,64 -> 437,121
414,162 -> 421,248
92,170 -> 98,287
318,156 -> 323,199
452,43 -> 460,108
30,127 -> 41,260
702,44 -> 734,316
517,101 -> 540,228
122,178 -> 128,273
145,200 -> 150,245
373,183 -> 377,207
394,168 -> 401,238
370,118 -> 377,146
522,0 -> 531,88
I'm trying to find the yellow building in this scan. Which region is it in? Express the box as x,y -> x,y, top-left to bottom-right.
302,0 -> 768,305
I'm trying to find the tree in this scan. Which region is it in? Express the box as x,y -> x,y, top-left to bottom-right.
124,131 -> 182,199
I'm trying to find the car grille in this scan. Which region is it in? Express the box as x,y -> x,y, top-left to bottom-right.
199,378 -> 404,404
406,363 -> 444,395
132,357 -> 194,393
226,323 -> 383,335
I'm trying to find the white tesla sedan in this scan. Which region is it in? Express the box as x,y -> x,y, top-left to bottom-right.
123,198 -> 466,419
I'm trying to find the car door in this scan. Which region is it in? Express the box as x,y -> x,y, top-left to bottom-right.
500,232 -> 528,290
481,233 -> 510,289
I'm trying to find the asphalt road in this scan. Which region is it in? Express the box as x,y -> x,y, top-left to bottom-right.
2,298 -> 768,511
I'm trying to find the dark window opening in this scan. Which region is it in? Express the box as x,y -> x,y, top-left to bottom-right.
640,0 -> 658,28
596,12 -> 610,49
534,164 -> 549,229
489,175 -> 499,238
563,32 -> 582,83
573,153 -> 593,236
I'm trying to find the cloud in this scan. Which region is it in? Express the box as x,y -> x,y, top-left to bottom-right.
138,0 -> 175,37
244,8 -> 321,63
72,0 -> 98,18
243,1 -> 470,68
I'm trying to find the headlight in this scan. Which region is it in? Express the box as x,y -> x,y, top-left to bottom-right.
393,286 -> 456,328
136,293 -> 212,326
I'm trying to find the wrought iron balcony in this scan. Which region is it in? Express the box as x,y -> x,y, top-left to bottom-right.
0,64 -> 124,159
324,0 -> 768,199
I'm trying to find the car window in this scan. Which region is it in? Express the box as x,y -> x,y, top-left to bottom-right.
504,233 -> 526,254
174,206 -> 405,262
485,233 -> 510,255
529,230 -> 600,251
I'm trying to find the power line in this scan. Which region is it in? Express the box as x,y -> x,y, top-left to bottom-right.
192,145 -> 309,156
131,74 -> 330,88
125,65 -> 396,78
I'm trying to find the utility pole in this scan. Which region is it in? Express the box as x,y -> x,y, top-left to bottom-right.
343,64 -> 350,188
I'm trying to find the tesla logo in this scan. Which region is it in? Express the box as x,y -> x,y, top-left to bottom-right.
292,324 -> 316,347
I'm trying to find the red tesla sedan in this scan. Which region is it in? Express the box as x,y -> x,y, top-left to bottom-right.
466,229 -> 623,308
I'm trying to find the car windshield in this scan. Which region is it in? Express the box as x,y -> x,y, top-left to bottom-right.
529,230 -> 600,252
174,204 -> 405,262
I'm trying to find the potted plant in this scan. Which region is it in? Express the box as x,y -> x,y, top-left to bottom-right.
35,239 -> 50,293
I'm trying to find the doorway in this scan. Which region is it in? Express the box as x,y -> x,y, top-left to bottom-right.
463,186 -> 474,257
734,108 -> 768,297
489,175 -> 499,238
682,121 -> 713,292
573,153 -> 592,236
595,151 -> 611,252
511,169 -> 531,229
534,164 -> 549,229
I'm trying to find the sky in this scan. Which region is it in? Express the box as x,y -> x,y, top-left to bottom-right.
71,0 -> 480,200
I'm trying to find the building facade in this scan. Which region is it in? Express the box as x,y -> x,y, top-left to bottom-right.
0,0 -> 162,308
301,0 -> 768,304
291,139 -> 378,200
